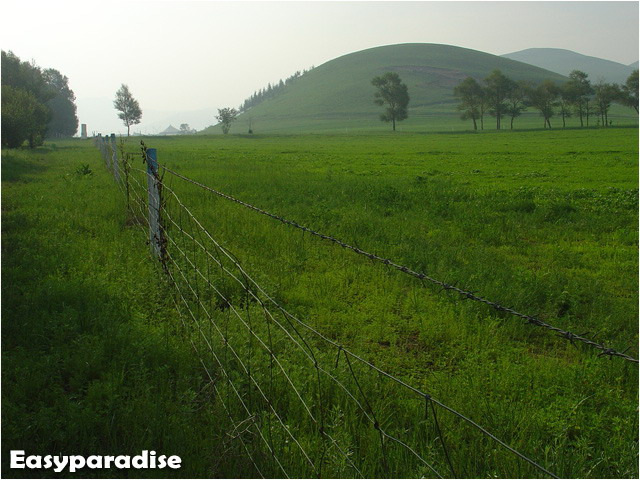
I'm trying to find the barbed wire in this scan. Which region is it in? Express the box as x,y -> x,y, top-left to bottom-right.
157,164 -> 638,364
139,161 -> 557,478
95,138 -> 566,477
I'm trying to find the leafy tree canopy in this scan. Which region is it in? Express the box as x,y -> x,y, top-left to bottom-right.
215,108 -> 238,135
114,84 -> 142,136
371,72 -> 409,131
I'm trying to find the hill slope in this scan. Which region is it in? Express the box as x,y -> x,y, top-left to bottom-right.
502,48 -> 636,84
203,43 -> 568,134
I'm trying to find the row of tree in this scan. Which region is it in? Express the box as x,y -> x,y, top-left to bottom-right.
238,67 -> 314,113
454,69 -> 639,130
1,50 -> 79,148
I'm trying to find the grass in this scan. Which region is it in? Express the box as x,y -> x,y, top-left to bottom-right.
2,126 -> 638,478
1,146 -> 247,477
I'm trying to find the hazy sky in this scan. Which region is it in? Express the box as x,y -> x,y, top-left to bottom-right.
2,1 -> 638,134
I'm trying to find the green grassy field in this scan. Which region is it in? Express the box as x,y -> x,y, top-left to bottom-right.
3,126 -> 638,478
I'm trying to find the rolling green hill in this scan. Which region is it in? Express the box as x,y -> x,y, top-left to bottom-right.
502,48 -> 637,84
202,43 -> 570,134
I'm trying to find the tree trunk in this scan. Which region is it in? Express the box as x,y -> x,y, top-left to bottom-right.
127,124 -> 130,137
392,117 -> 396,132
472,117 -> 477,131
510,116 -> 514,130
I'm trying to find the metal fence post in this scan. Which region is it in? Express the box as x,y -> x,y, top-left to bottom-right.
145,148 -> 165,263
110,133 -> 120,183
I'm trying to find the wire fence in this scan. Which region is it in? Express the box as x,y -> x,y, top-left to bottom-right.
94,134 -> 634,478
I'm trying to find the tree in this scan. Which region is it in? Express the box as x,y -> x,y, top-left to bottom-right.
527,80 -> 558,129
565,70 -> 593,127
179,123 -> 192,135
1,50 -> 54,147
453,77 -> 484,130
484,70 -> 512,129
557,83 -> 574,128
505,80 -> 529,130
1,85 -> 50,148
371,72 -> 409,131
620,69 -> 639,113
593,81 -> 621,127
43,68 -> 78,137
215,107 -> 238,134
113,84 -> 142,136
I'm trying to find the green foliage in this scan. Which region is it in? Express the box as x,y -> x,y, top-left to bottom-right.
43,68 -> 78,138
75,163 -> 92,176
215,107 -> 238,134
453,76 -> 485,130
565,70 -> 593,127
620,69 -> 638,113
505,80 -> 529,129
527,80 -> 559,128
484,69 -> 512,129
371,72 -> 409,131
0,50 -> 66,148
1,85 -> 50,148
593,81 -> 621,127
113,84 -> 142,136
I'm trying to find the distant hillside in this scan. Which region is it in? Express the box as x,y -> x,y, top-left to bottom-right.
502,48 -> 637,84
202,43 -> 568,134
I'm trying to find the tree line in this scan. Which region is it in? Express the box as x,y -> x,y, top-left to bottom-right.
454,69 -> 638,130
2,50 -> 79,148
238,67 -> 314,113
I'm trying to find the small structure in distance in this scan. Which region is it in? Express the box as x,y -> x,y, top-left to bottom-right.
159,125 -> 181,136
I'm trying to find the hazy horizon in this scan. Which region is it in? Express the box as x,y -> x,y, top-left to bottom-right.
2,0 -> 638,135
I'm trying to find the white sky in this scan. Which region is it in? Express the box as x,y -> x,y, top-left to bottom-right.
1,0 -> 638,134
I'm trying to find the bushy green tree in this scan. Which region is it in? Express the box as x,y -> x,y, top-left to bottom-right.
565,70 -> 593,127
557,83 -> 574,128
114,84 -> 142,136
43,68 -> 78,138
593,81 -> 620,127
1,85 -> 50,148
1,50 -> 56,147
215,108 -> 238,134
454,77 -> 484,130
484,70 -> 512,129
527,80 -> 558,129
505,80 -> 529,130
371,72 -> 409,131
620,69 -> 638,113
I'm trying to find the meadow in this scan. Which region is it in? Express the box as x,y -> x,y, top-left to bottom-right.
2,126 -> 638,478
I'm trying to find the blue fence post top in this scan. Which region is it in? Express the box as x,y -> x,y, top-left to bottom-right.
146,148 -> 158,175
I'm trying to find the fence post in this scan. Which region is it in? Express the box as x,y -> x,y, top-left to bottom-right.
145,148 -> 165,263
110,133 -> 120,183
120,140 -> 131,211
97,134 -> 103,162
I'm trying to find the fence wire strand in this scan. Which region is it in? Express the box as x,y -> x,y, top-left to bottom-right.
158,164 -> 637,364
94,138 -> 575,478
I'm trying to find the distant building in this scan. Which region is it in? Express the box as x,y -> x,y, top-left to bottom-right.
159,125 -> 181,135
